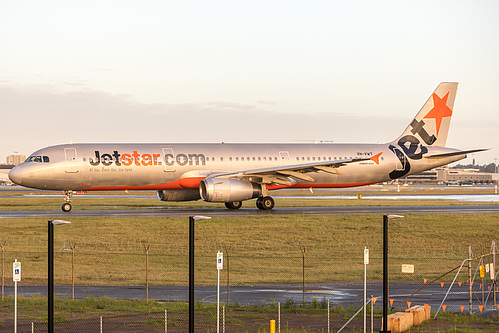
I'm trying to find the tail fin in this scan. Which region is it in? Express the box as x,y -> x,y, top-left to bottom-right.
394,82 -> 458,147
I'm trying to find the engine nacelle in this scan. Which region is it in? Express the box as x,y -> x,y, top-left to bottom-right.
199,178 -> 261,202
157,189 -> 201,202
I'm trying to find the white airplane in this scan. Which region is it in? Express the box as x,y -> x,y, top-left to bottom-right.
8,82 -> 486,212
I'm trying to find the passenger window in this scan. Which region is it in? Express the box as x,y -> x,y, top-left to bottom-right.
43,156 -> 50,163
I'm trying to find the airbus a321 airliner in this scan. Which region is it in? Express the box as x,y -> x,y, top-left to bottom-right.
9,82 -> 486,212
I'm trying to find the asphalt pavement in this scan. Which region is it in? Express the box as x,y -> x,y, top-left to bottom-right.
1,204 -> 499,219
3,281 -> 497,314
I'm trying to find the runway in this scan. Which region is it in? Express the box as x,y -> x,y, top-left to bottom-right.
1,204 -> 499,218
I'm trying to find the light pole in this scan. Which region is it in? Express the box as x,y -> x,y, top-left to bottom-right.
380,215 -> 403,333
189,215 -> 211,333
48,220 -> 71,333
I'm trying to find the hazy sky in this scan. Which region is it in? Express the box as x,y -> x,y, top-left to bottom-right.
1,0 -> 498,165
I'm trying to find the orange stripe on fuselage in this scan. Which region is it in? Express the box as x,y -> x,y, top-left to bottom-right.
81,177 -> 205,191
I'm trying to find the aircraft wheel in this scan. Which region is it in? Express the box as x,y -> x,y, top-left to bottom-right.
225,201 -> 242,209
61,203 -> 72,212
256,197 -> 263,210
258,196 -> 274,210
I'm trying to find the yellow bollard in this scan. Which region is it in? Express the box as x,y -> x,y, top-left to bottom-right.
270,319 -> 276,333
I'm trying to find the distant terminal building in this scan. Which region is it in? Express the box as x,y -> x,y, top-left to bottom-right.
6,153 -> 25,166
0,165 -> 14,185
395,167 -> 499,185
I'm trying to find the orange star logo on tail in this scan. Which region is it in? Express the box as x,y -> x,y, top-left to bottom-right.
424,92 -> 453,136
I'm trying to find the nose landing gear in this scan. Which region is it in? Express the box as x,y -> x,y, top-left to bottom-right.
61,190 -> 73,212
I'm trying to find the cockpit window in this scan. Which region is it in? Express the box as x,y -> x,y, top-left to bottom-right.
25,155 -> 50,163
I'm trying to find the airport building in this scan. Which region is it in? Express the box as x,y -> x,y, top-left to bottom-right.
397,167 -> 499,185
0,165 -> 14,185
6,153 -> 26,165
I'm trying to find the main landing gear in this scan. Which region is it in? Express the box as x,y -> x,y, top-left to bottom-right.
224,196 -> 275,210
61,190 -> 73,212
225,201 -> 242,209
256,196 -> 274,210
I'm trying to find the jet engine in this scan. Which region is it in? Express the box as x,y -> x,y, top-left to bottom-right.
157,189 -> 201,202
199,178 -> 261,202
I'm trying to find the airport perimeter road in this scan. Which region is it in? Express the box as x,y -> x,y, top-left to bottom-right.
1,204 -> 499,218
3,282 -> 492,313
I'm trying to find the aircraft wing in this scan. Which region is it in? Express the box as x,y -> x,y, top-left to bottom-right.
209,157 -> 373,186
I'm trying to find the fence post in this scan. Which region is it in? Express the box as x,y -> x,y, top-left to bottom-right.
144,244 -> 151,302
1,240 -> 5,301
224,244 -> 232,305
100,315 -> 103,333
278,301 -> 280,333
327,299 -> 330,333
300,245 -> 306,304
70,241 -> 76,300
468,245 -> 472,314
165,309 -> 167,333
493,240 -> 496,307
371,295 -> 374,333
223,305 -> 225,333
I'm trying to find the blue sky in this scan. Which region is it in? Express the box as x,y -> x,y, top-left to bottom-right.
1,0 -> 498,165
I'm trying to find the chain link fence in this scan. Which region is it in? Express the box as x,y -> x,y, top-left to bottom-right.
0,224 -> 497,332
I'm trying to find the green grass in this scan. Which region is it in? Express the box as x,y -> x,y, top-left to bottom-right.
0,214 -> 497,285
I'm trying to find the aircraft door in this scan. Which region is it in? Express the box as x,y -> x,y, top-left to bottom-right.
64,148 -> 79,173
162,148 -> 175,173
279,151 -> 290,163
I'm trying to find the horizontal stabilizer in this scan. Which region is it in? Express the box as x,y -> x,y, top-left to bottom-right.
424,148 -> 489,159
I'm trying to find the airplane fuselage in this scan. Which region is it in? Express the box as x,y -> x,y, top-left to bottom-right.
11,142 -> 463,192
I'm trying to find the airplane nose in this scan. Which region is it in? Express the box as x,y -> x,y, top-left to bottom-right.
8,166 -> 23,185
